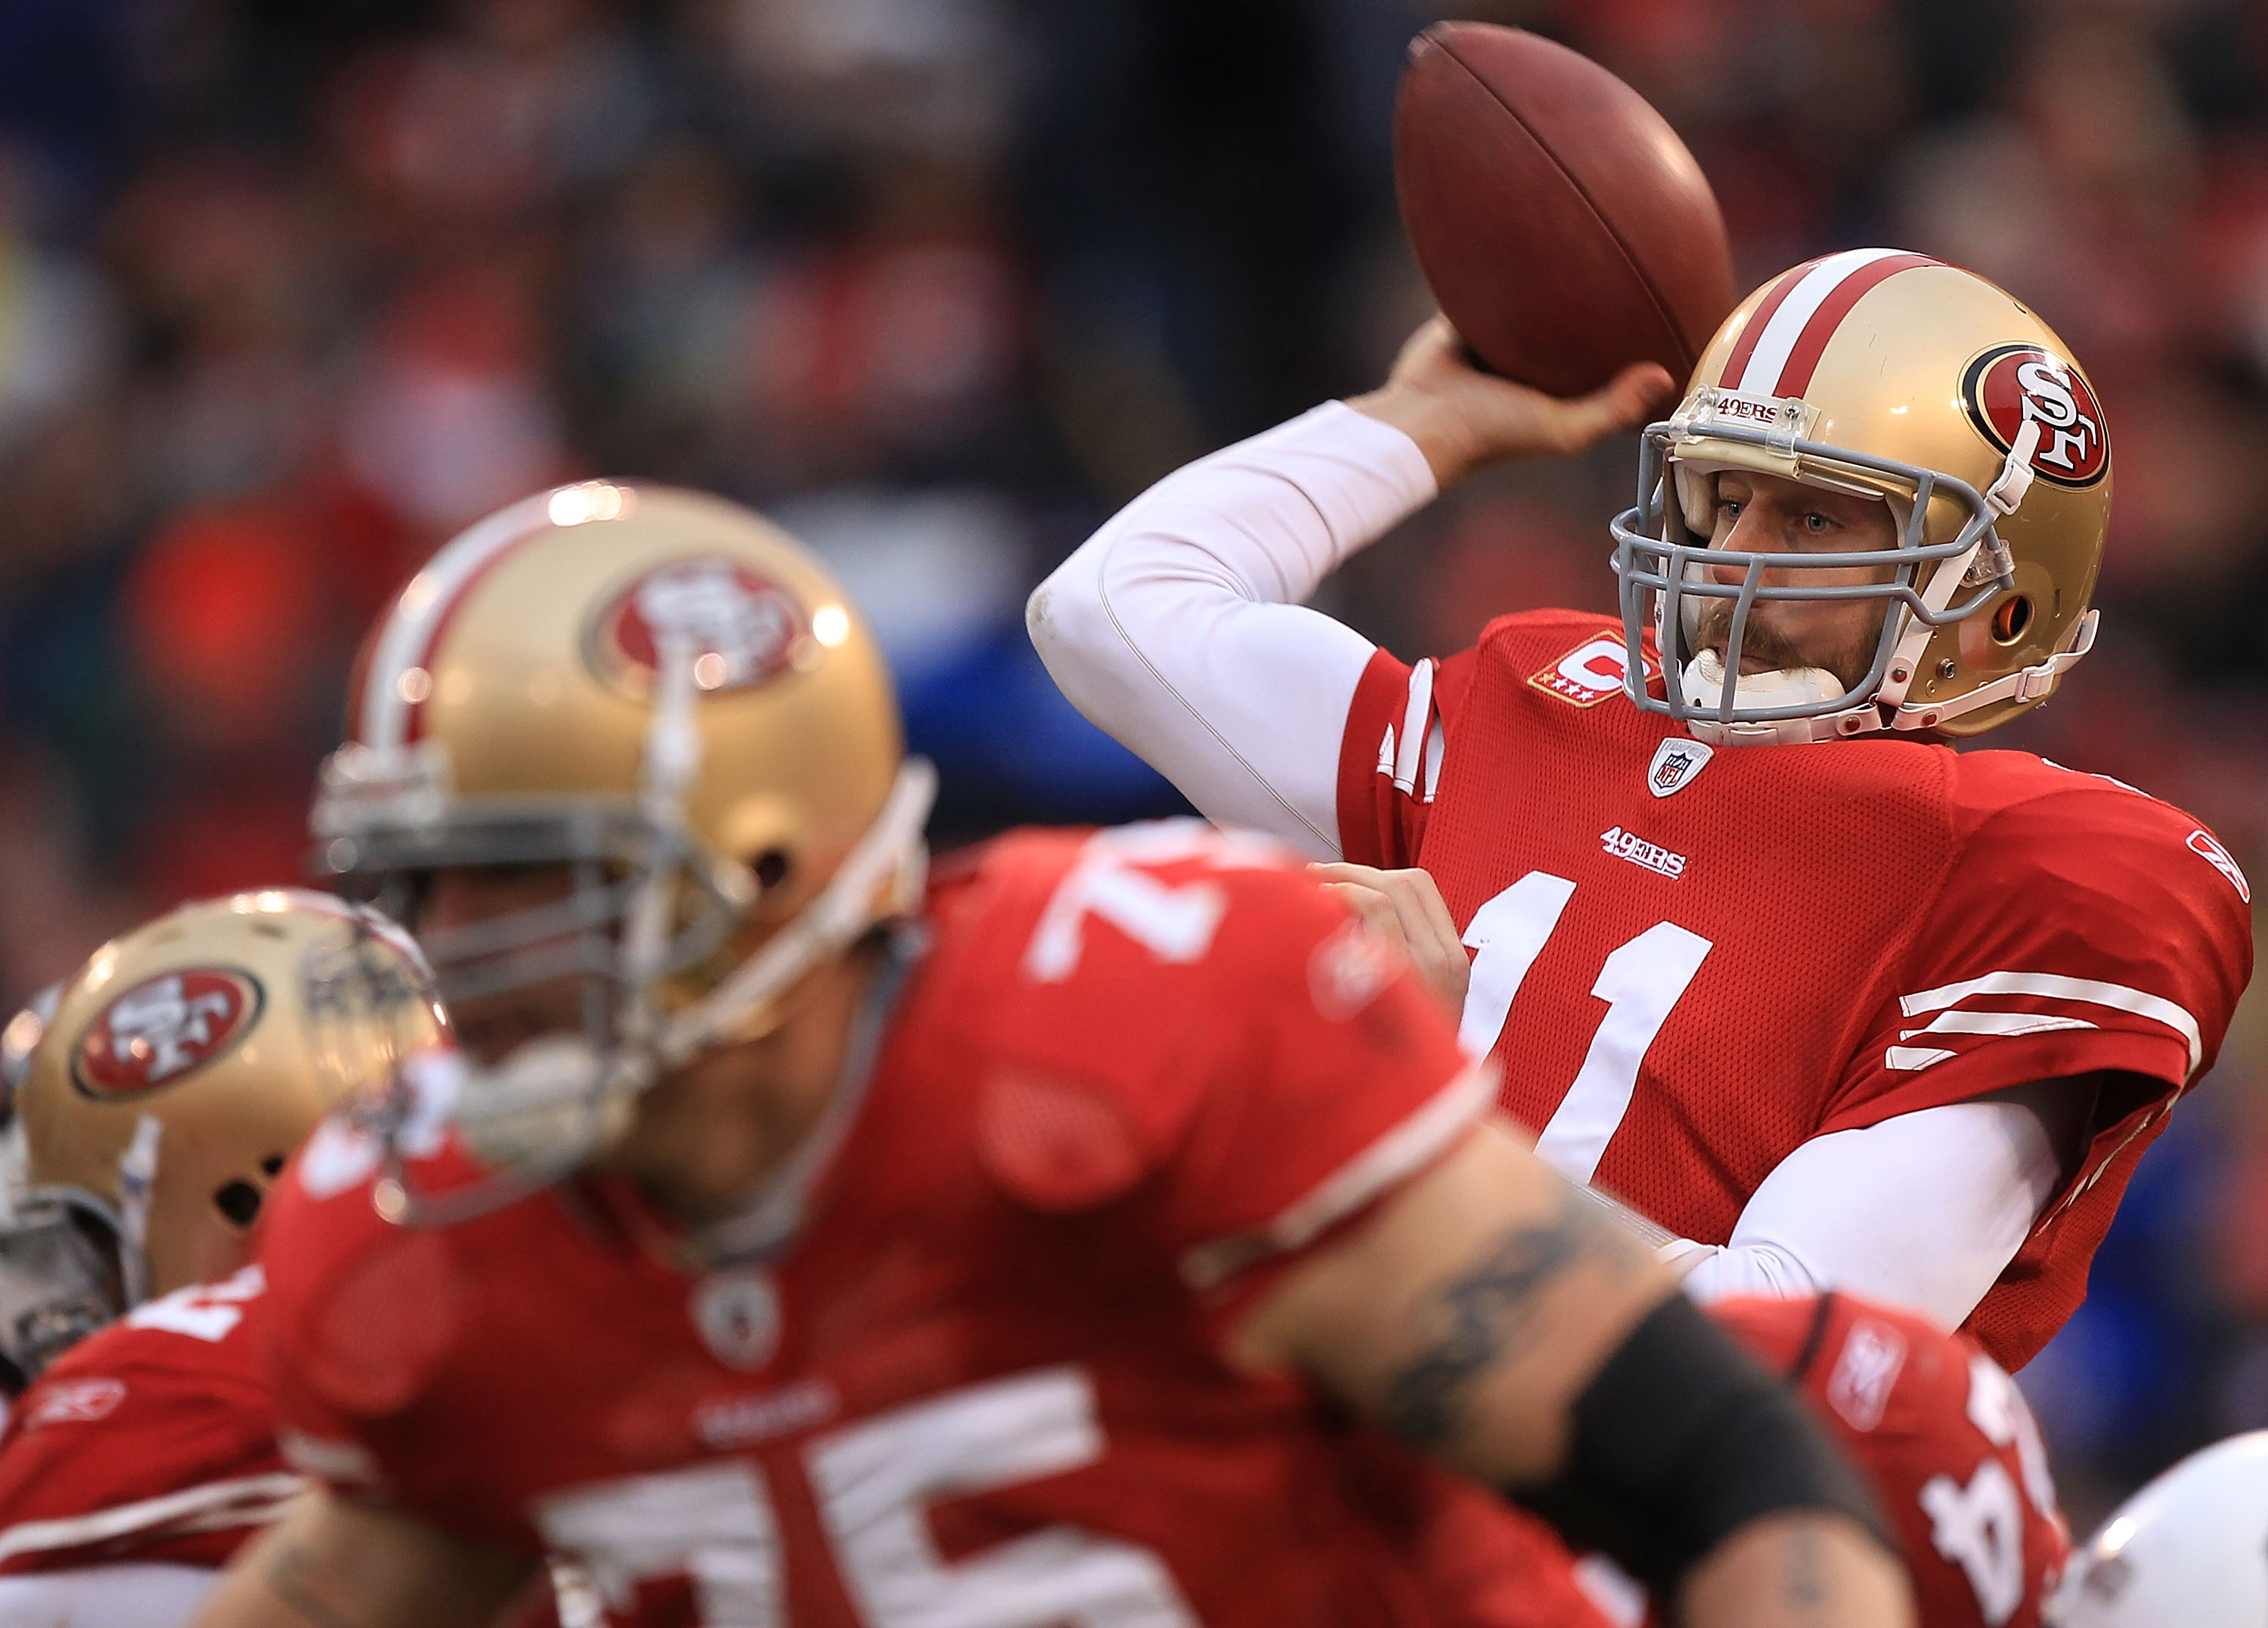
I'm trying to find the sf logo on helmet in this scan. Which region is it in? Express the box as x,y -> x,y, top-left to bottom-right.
587,557 -> 807,697
1962,343 -> 2109,487
72,969 -> 264,1099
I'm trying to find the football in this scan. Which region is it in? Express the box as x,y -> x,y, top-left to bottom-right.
1394,22 -> 1737,398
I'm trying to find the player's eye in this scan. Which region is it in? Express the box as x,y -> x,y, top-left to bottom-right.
1718,500 -> 1743,522
1804,512 -> 1833,534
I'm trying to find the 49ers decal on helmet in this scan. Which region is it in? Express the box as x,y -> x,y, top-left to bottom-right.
585,557 -> 807,698
1962,344 -> 2109,488
71,969 -> 264,1100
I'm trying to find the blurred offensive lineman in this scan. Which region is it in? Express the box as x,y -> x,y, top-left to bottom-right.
190,485 -> 1912,1628
0,893 -> 442,1627
1030,252 -> 2254,1368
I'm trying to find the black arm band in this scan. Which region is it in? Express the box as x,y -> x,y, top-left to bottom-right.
1510,1293 -> 1895,1591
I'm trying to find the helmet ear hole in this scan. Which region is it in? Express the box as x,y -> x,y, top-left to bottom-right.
260,1155 -> 285,1177
751,850 -> 792,892
212,1180 -> 263,1229
1991,594 -> 2034,645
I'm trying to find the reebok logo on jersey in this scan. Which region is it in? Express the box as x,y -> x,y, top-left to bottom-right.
25,1377 -> 125,1428
1824,1318 -> 1908,1433
1529,636 -> 1655,708
1647,737 -> 1713,797
1600,826 -> 1687,879
2187,829 -> 2250,901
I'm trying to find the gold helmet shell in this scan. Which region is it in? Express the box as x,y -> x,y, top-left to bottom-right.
309,482 -> 931,1198
2,888 -> 437,1379
1610,250 -> 2109,743
318,482 -> 903,927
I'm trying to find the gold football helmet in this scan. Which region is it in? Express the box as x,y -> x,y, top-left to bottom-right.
1610,250 -> 2109,744
0,889 -> 436,1384
308,482 -> 932,1209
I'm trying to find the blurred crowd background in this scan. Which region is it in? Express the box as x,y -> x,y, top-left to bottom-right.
0,0 -> 2260,1532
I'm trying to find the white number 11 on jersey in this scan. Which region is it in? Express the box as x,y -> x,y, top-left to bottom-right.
1458,873 -> 1714,1183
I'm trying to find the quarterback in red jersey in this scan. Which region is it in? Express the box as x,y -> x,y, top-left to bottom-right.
1030,252 -> 2253,1368
0,893 -> 438,1626
191,485 -> 1909,1628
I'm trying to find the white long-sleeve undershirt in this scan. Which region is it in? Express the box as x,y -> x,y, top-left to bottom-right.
0,1563 -> 216,1627
1659,1097 -> 2059,1326
1030,397 -> 2065,1329
1029,402 -> 1434,857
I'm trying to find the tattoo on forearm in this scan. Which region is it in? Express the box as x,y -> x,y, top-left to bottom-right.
1383,1185 -> 1636,1447
1784,1526 -> 1828,1616
268,1540 -> 369,1628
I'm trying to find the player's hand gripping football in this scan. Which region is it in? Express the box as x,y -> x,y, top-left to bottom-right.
1348,315 -> 1675,488
1309,861 -> 1470,1017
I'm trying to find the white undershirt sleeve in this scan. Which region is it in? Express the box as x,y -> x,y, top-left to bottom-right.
0,1563 -> 216,1628
1027,402 -> 1438,857
1666,1098 -> 2063,1329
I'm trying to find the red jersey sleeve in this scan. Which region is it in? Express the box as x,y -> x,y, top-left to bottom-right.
1824,760 -> 2251,1130
943,826 -> 1489,1307
1819,761 -> 2252,1366
1154,866 -> 1491,1296
1335,647 -> 1478,869
0,1270 -> 297,1574
1336,611 -> 1649,870
1712,1295 -> 2070,1628
258,1117 -> 491,1529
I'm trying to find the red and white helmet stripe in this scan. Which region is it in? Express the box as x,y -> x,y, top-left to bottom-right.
352,492 -> 557,752
1718,248 -> 1942,400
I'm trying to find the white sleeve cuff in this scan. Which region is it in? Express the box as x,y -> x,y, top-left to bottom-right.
1673,1239 -> 1822,1304
1666,1099 -> 2061,1329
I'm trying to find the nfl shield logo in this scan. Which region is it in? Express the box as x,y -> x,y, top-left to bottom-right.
691,1267 -> 782,1371
1647,738 -> 1713,798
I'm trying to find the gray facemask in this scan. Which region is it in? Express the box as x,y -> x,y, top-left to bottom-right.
0,1189 -> 127,1390
1608,407 -> 2017,746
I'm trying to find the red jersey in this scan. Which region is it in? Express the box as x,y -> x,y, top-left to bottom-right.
1712,1295 -> 2069,1628
261,824 -> 1501,1628
1337,610 -> 2252,1366
0,1266 -> 299,1574
1371,1465 -> 1616,1628
1527,1293 -> 2071,1628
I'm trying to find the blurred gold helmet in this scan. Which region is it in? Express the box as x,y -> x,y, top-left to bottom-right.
308,482 -> 933,1203
1610,250 -> 2109,745
0,889 -> 436,1384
